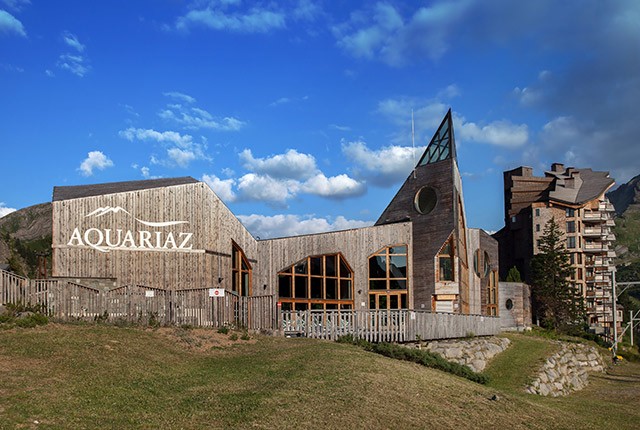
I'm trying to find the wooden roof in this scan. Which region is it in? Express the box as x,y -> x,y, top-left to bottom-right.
52,177 -> 199,201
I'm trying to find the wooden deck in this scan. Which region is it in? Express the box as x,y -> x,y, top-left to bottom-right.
280,309 -> 501,342
2,269 -> 500,340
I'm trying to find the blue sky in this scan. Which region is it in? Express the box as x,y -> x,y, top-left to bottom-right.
1,0 -> 639,238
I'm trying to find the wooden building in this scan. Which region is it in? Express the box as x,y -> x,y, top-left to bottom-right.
51,111 -> 499,319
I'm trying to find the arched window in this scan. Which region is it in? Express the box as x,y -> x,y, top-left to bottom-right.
277,253 -> 353,311
368,245 -> 408,310
232,243 -> 251,296
438,238 -> 455,282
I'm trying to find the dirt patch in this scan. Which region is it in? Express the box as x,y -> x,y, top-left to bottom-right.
153,327 -> 257,352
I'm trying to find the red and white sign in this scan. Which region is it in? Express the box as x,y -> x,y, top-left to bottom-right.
208,288 -> 225,297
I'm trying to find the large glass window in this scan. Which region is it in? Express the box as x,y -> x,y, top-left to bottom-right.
278,253 -> 353,310
487,270 -> 498,316
438,239 -> 455,282
368,245 -> 408,309
232,243 -> 251,296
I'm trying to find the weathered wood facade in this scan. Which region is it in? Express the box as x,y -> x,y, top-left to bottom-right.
44,111 -> 505,337
52,179 -> 258,293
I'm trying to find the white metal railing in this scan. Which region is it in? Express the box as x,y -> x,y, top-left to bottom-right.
279,309 -> 501,341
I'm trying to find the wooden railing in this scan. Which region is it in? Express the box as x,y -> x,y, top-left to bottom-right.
0,269 -> 276,330
280,310 -> 501,342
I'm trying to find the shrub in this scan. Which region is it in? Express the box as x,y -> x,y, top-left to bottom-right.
240,332 -> 250,341
217,326 -> 229,335
229,333 -> 238,341
337,336 -> 489,384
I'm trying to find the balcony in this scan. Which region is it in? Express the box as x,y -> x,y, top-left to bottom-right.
583,212 -> 607,222
583,227 -> 604,237
585,258 -> 610,268
584,243 -> 607,252
599,203 -> 615,212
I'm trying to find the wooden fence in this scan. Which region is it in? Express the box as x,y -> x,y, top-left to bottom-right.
2,269 -> 500,340
0,269 -> 276,330
280,309 -> 501,342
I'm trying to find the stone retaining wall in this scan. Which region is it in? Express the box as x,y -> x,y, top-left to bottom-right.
526,342 -> 605,397
416,336 -> 511,373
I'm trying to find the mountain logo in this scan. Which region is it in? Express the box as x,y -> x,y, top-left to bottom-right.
86,206 -> 189,227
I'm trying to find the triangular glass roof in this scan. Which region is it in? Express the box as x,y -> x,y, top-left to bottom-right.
417,109 -> 456,166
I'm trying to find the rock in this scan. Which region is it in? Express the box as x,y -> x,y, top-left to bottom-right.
539,384 -> 550,396
17,311 -> 34,319
471,359 -> 486,372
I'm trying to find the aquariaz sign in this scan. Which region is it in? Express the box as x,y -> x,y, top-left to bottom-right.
66,206 -> 198,253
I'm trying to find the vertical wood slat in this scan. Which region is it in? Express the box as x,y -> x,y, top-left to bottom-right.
279,309 -> 500,341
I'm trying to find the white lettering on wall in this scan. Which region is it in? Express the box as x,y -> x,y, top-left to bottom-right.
65,206 -> 197,253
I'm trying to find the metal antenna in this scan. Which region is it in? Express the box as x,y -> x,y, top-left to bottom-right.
412,109 -> 416,179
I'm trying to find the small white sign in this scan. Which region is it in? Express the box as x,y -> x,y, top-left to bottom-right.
145,290 -> 155,298
209,288 -> 225,297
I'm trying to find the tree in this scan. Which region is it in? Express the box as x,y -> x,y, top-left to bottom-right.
506,266 -> 522,282
530,217 -> 585,332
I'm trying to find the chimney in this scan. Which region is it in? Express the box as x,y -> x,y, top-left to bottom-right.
551,163 -> 564,173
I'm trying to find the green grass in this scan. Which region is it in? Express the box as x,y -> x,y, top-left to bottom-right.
1,325 -> 639,429
484,333 -> 559,391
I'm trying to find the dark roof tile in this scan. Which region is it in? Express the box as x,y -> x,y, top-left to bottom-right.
53,177 -> 199,201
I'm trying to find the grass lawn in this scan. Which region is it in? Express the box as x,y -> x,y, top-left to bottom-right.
1,324 -> 639,429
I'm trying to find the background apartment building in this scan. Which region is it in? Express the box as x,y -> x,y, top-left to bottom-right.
495,163 -> 621,338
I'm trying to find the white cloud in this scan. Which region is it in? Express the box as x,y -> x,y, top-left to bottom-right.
292,0 -> 321,22
458,120 -> 529,148
78,151 -> 114,176
159,105 -> 245,131
237,173 -> 298,204
0,202 -> 17,218
176,4 -> 286,33
239,148 -> 317,180
269,97 -> 291,107
163,91 -> 196,104
333,1 -> 470,66
57,53 -> 89,77
0,10 -> 26,37
301,173 -> 366,199
119,127 -> 210,168
167,148 -> 197,168
236,214 -> 374,239
1,1 -> 31,12
120,127 -> 193,147
202,174 -> 237,202
329,124 -> 351,132
342,140 -> 424,186
62,31 -> 84,52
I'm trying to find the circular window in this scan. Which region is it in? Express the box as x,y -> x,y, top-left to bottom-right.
473,249 -> 481,277
483,251 -> 491,277
414,186 -> 437,215
505,299 -> 513,310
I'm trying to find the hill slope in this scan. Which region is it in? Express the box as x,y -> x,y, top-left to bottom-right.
0,202 -> 52,277
1,325 -> 639,429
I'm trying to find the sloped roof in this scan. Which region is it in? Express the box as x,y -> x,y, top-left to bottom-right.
547,168 -> 614,205
53,177 -> 199,201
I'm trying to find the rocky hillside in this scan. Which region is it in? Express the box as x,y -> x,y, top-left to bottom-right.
608,174 -> 640,265
608,174 -> 640,217
0,202 -> 52,277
